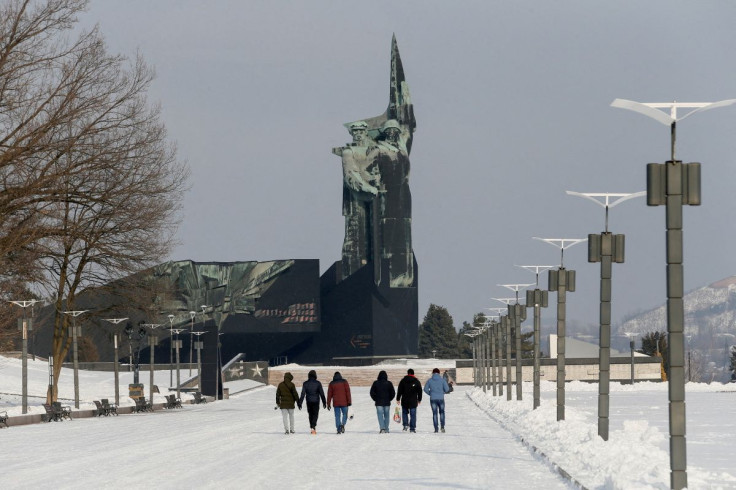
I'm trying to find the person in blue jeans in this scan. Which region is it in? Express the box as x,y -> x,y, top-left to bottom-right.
396,368 -> 422,432
326,371 -> 352,434
423,367 -> 451,433
370,370 -> 396,433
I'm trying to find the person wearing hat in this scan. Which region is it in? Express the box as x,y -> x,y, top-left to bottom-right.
368,118 -> 414,288
332,120 -> 380,280
424,368 -> 452,433
299,370 -> 327,435
327,371 -> 352,434
276,372 -> 301,434
369,370 -> 396,434
396,368 -> 422,432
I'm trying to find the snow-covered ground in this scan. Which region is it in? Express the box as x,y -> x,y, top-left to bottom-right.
1,355 -> 735,489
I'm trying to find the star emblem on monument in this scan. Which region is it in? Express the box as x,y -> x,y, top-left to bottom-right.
251,362 -> 264,378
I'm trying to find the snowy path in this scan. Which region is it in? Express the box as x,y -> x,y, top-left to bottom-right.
1,385 -> 571,489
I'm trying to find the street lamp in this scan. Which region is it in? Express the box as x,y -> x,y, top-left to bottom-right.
170,327 -> 188,398
518,265 -> 554,410
140,323 -> 162,408
533,237 -> 585,421
623,332 -> 639,385
102,318 -> 128,407
612,98 -> 736,490
192,331 -> 206,393
189,311 -> 196,376
567,190 -> 644,441
493,298 -> 517,401
464,331 -> 479,386
9,300 -> 38,414
499,284 -> 532,402
168,314 -> 175,387
63,310 -> 88,409
483,313 -> 502,396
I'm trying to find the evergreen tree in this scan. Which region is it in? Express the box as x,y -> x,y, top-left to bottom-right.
641,331 -> 669,378
418,304 -> 458,358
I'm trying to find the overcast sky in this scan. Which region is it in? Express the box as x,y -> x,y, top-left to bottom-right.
77,1 -> 736,342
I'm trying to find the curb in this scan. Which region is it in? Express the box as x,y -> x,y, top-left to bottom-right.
1,400 -> 198,428
466,391 -> 589,490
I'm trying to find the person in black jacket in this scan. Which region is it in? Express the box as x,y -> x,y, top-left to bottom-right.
396,368 -> 422,432
369,370 -> 396,434
299,370 -> 327,435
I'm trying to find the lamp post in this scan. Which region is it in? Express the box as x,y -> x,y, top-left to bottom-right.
534,237 -> 585,421
170,328 -> 187,398
499,284 -> 532,401
612,98 -> 736,490
192,331 -> 206,393
140,323 -> 162,408
493,297 -> 519,401
189,311 -> 196,376
518,265 -> 554,410
467,333 -> 477,386
168,314 -> 175,387
63,310 -> 88,409
102,318 -> 128,407
9,300 -> 38,414
623,332 -> 639,384
567,190 -> 644,441
483,314 -> 504,396
479,325 -> 489,392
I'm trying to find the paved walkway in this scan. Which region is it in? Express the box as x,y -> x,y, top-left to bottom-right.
1,385 -> 572,489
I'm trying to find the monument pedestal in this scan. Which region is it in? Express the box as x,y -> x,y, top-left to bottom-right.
317,257 -> 418,363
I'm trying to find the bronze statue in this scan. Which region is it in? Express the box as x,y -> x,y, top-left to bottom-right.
333,36 -> 416,288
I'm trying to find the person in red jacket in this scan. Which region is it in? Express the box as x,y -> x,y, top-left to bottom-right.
326,371 -> 352,434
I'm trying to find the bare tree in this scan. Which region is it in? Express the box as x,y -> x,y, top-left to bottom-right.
0,1 -> 189,401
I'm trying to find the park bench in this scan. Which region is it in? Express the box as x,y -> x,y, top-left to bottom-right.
133,397 -> 153,413
192,392 -> 207,404
164,394 -> 182,409
42,403 -> 56,422
93,401 -> 106,417
0,410 -> 8,428
43,402 -> 71,421
101,399 -> 118,416
52,401 -> 73,421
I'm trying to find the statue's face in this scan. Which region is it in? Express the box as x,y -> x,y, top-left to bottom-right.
384,127 -> 400,143
351,128 -> 366,143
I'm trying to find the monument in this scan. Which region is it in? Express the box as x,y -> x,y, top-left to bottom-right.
318,35 -> 418,362
32,37 -> 418,374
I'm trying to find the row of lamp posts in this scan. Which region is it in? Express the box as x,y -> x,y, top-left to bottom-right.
467,98 -> 735,489
7,303 -> 215,412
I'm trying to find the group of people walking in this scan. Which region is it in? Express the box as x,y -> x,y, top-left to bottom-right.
276,368 -> 452,435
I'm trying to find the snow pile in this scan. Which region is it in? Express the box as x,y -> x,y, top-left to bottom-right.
468,387 -> 736,489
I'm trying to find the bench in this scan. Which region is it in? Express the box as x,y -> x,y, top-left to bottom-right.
165,394 -> 182,409
52,401 -> 72,421
0,411 -> 8,428
93,401 -> 106,417
192,392 -> 207,404
101,399 -> 118,416
43,402 -> 71,421
42,403 -> 56,422
133,397 -> 153,413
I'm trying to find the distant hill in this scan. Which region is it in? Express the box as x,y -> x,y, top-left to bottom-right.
618,276 -> 736,342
